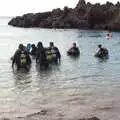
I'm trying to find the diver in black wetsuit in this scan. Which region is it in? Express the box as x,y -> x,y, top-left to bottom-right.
67,42 -> 80,56
30,44 -> 37,56
36,42 -> 48,68
95,44 -> 109,59
12,44 -> 31,71
46,42 -> 61,64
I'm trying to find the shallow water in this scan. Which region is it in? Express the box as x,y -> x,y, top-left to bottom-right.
0,17 -> 120,119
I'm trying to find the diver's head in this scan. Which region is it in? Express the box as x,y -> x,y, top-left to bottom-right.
31,44 -> 35,48
37,42 -> 43,48
50,42 -> 54,47
27,43 -> 31,46
19,44 -> 24,50
98,44 -> 102,48
73,42 -> 76,47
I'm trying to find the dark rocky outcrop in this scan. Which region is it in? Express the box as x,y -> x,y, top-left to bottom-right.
8,0 -> 120,31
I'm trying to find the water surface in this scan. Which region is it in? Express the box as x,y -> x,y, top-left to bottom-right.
0,17 -> 120,120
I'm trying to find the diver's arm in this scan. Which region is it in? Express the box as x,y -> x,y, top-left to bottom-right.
12,50 -> 19,67
68,48 -> 72,52
27,54 -> 32,64
57,48 -> 61,61
12,53 -> 16,67
55,47 -> 61,63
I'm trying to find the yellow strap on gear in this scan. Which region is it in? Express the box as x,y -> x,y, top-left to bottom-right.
20,54 -> 27,64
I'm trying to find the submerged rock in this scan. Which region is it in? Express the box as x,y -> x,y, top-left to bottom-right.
8,0 -> 120,31
26,109 -> 47,117
1,118 -> 11,120
79,117 -> 100,120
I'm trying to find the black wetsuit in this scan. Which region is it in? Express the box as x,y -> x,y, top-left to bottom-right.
67,47 -> 80,56
12,49 -> 31,70
95,48 -> 109,58
36,47 -> 48,67
46,46 -> 61,63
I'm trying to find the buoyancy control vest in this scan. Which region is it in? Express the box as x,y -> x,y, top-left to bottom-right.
46,47 -> 58,61
95,48 -> 109,58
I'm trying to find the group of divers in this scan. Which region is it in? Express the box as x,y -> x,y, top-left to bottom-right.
11,41 -> 109,71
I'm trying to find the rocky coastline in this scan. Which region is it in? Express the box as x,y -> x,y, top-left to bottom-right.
8,0 -> 120,31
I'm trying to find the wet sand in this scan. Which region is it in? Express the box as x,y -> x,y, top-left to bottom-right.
0,93 -> 120,120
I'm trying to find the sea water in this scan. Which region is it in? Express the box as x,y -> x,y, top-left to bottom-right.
0,17 -> 120,120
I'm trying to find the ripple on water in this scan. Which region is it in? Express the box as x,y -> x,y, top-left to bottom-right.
0,18 -> 120,119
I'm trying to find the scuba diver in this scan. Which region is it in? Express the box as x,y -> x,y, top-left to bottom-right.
36,42 -> 48,68
12,44 -> 31,71
46,42 -> 61,64
67,42 -> 80,56
30,44 -> 37,56
95,44 -> 109,59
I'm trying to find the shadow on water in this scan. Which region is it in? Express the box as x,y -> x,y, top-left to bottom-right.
67,55 -> 80,61
12,64 -> 31,74
35,62 -> 61,82
35,61 -> 61,72
88,35 -> 102,38
36,64 -> 49,72
95,57 -> 109,63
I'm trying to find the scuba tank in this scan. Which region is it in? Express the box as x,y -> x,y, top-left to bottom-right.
20,51 -> 27,65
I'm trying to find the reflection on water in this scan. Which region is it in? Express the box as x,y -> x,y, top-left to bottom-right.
96,57 -> 109,63
0,18 -> 120,119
